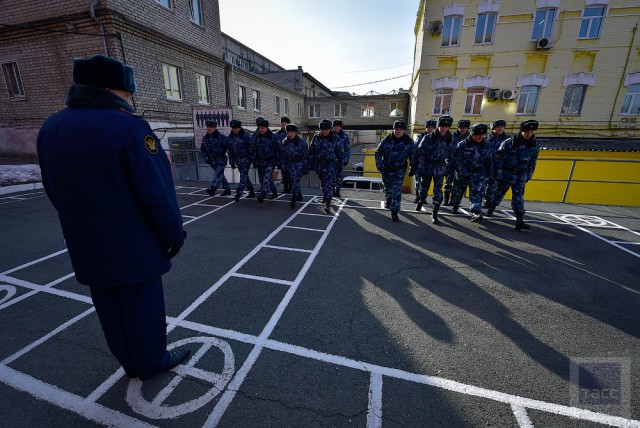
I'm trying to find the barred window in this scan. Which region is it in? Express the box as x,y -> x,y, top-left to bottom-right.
1,62 -> 25,98
561,85 -> 586,115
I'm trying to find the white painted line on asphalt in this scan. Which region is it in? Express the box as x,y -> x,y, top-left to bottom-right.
2,307 -> 96,365
0,275 -> 92,309
0,273 -> 77,311
262,244 -> 313,253
1,249 -> 68,275
611,241 -> 640,245
573,225 -> 640,259
512,403 -> 534,427
283,225 -> 325,232
0,365 -> 156,428
231,273 -> 294,286
299,212 -> 331,217
367,372 -> 383,428
181,214 -> 197,219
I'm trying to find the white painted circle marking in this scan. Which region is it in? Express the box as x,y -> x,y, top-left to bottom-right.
0,284 -> 17,305
126,336 -> 235,419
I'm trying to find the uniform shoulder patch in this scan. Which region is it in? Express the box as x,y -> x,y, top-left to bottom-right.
144,135 -> 158,154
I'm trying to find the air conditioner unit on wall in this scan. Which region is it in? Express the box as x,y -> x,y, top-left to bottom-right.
487,88 -> 500,101
501,89 -> 519,100
431,21 -> 443,35
536,37 -> 553,49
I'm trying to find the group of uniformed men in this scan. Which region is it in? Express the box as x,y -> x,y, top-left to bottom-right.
200,116 -> 351,213
375,116 -> 541,230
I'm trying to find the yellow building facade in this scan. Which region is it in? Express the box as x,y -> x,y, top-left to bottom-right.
410,0 -> 640,138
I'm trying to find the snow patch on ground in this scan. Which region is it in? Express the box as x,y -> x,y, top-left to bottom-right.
0,164 -> 42,187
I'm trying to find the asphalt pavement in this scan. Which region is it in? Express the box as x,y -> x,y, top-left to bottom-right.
1,180 -> 639,427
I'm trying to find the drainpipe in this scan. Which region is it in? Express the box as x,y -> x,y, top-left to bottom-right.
609,21 -> 638,132
90,0 -> 109,56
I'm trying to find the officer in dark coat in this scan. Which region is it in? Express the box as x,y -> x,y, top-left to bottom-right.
201,120 -> 232,197
36,55 -> 190,380
488,120 -> 541,230
280,123 -> 309,209
412,119 -> 437,204
444,118 -> 469,205
227,119 -> 255,202
276,117 -> 292,194
483,119 -> 510,208
309,119 -> 344,213
332,119 -> 351,198
251,118 -> 281,203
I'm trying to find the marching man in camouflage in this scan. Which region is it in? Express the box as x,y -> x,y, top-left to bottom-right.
483,119 -> 510,208
201,120 -> 232,197
309,119 -> 344,214
375,120 -> 415,222
276,116 -> 292,194
411,119 -> 449,224
412,119 -> 437,204
488,120 -> 541,230
227,119 -> 256,202
280,123 -> 309,209
251,118 -> 281,203
451,123 -> 492,222
332,119 -> 351,198
443,118 -> 469,205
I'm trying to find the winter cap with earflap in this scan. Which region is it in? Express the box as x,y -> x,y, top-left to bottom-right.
285,124 -> 299,133
206,120 -> 217,127
458,119 -> 471,128
437,115 -> 453,127
73,55 -> 136,93
492,119 -> 507,129
281,116 -> 291,124
319,119 -> 332,129
393,120 -> 407,129
520,120 -> 539,131
332,119 -> 343,127
425,120 -> 437,128
470,123 -> 488,135
230,119 -> 242,128
256,118 -> 269,127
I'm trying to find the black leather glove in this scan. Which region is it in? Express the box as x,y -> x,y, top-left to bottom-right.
166,246 -> 180,259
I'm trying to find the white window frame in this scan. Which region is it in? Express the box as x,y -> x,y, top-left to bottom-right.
237,85 -> 246,109
532,8 -> 556,40
517,85 -> 540,115
284,98 -> 289,115
155,0 -> 171,9
162,64 -> 182,101
274,96 -> 281,114
475,13 -> 496,44
561,85 -> 586,116
1,61 -> 26,99
464,87 -> 484,115
620,84 -> 640,115
189,0 -> 203,26
579,6 -> 605,39
334,103 -> 346,117
433,88 -> 453,115
252,90 -> 260,111
361,102 -> 375,117
442,15 -> 462,47
308,104 -> 320,118
196,74 -> 209,105
297,102 -> 302,117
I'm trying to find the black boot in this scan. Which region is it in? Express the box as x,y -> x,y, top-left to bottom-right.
247,189 -> 256,198
384,198 -> 391,209
515,213 -> 530,230
206,186 -> 217,197
221,188 -> 232,196
334,189 -> 341,198
234,193 -> 241,202
391,210 -> 399,222
270,189 -> 278,199
290,196 -> 296,209
296,193 -> 303,201
486,205 -> 495,217
443,192 -> 451,206
416,198 -> 425,211
451,203 -> 459,214
431,203 -> 440,224
413,193 -> 420,204
324,198 -> 331,214
257,191 -> 266,203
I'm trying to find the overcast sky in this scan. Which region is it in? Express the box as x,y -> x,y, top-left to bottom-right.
219,0 -> 419,95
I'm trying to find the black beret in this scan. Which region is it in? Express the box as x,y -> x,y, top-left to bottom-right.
281,116 -> 291,124
256,118 -> 269,127
471,123 -> 488,135
458,119 -> 471,128
520,120 -> 539,131
73,55 -> 136,93
206,120 -> 217,127
393,120 -> 407,130
332,119 -> 343,127
438,116 -> 453,127
230,120 -> 242,128
319,119 -> 332,129
492,119 -> 507,129
425,120 -> 437,128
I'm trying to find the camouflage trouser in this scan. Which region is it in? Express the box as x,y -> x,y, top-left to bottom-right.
415,174 -> 422,197
335,167 -> 345,190
281,167 -> 291,188
382,169 -> 406,211
493,179 -> 527,215
452,172 -> 485,213
418,173 -> 444,205
483,176 -> 498,203
285,161 -> 304,198
235,160 -> 254,195
210,161 -> 229,190
257,162 -> 277,195
316,163 -> 336,200
443,165 -> 455,194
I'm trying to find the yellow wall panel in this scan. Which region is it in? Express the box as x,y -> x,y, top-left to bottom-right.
437,58 -> 458,77
469,56 -> 491,76
564,182 -> 640,206
571,161 -> 640,182
499,14 -> 533,23
609,7 -> 640,16
525,54 -> 548,74
571,52 -> 596,73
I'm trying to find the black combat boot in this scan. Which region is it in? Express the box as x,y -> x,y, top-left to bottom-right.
451,203 -> 459,214
257,191 -> 266,203
384,198 -> 391,209
247,189 -> 256,198
284,183 -> 291,194
296,193 -> 303,201
443,192 -> 451,206
221,188 -> 232,196
486,205 -> 495,217
234,193 -> 241,202
431,203 -> 440,224
290,195 -> 296,209
515,213 -> 530,230
206,186 -> 217,197
391,210 -> 399,222
334,189 -> 341,198
324,198 -> 331,214
270,189 -> 278,199
413,193 -> 420,204
416,198 -> 425,211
